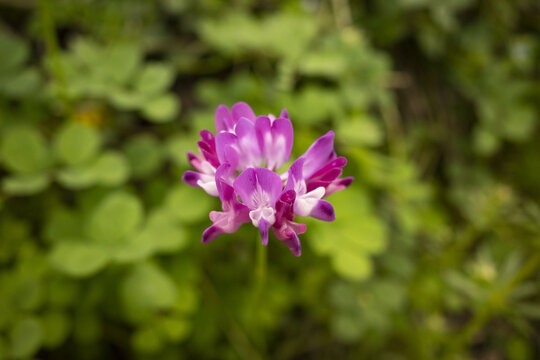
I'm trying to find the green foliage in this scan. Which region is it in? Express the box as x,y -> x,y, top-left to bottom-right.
1,0 -> 540,359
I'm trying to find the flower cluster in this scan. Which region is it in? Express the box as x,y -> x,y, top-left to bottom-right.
182,102 -> 353,256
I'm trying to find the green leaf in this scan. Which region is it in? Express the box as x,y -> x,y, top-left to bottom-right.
331,252 -> 373,281
131,326 -> 164,353
1,126 -> 50,174
87,192 -> 143,244
0,32 -> 28,72
0,68 -> 41,97
57,151 -> 129,189
136,63 -> 175,95
167,134 -> 198,168
141,94 -> 180,123
124,135 -> 163,179
337,115 -> 383,147
9,317 -> 42,358
122,263 -> 178,311
103,43 -> 142,85
165,185 -> 213,223
3,173 -> 50,195
92,151 -> 130,185
56,163 -> 99,189
49,241 -> 110,277
41,311 -> 70,348
54,122 -> 101,166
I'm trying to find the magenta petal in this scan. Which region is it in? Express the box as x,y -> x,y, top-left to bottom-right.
215,164 -> 235,206
285,158 -> 305,193
202,224 -> 223,243
181,170 -> 200,187
235,117 -> 262,168
280,109 -> 289,119
232,101 -> 256,123
234,167 -> 283,209
309,157 -> 347,180
233,168 -> 257,208
259,218 -> 270,246
325,176 -> 354,197
283,233 -> 301,256
255,116 -> 293,171
253,168 -> 283,206
215,105 -> 233,132
274,190 -> 296,227
270,117 -> 293,169
309,200 -> 336,221
215,132 -> 239,168
255,115 -> 271,152
300,131 -> 337,179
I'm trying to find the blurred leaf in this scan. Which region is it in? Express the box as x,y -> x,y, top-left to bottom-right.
165,185 -> 213,223
9,317 -> 42,358
132,326 -> 164,353
141,94 -> 180,123
1,126 -> 50,174
337,114 -> 383,146
136,63 -> 175,95
3,173 -> 50,195
0,32 -> 29,71
54,122 -> 101,166
92,151 -> 130,185
124,135 -> 164,179
49,241 -> 110,277
122,262 -> 178,311
87,192 -> 143,244
41,311 -> 70,348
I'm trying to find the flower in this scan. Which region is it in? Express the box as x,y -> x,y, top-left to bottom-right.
182,102 -> 352,256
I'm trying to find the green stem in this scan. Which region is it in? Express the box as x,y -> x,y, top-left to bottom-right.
251,240 -> 268,354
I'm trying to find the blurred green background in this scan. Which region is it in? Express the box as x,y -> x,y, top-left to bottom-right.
1,0 -> 540,359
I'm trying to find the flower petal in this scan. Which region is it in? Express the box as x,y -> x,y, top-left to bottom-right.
233,167 -> 283,210
309,199 -> 335,221
294,187 -> 325,217
215,132 -> 239,169
232,101 -> 256,123
235,117 -> 262,168
259,218 -> 270,246
182,170 -> 218,196
215,104 -> 233,132
300,131 -> 337,179
325,176 -> 354,197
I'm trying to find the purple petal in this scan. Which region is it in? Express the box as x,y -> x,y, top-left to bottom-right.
274,189 -> 296,228
255,115 -> 271,152
253,167 -> 283,206
285,158 -> 305,193
300,131 -> 337,179
215,164 -> 236,207
308,157 -> 347,181
325,176 -> 354,197
283,233 -> 301,256
280,109 -> 289,119
215,132 -> 239,169
259,218 -> 270,246
233,168 -> 283,209
309,200 -> 336,221
232,102 -> 256,123
273,221 -> 306,256
202,224 -> 223,243
182,170 -> 218,196
215,105 -> 233,132
233,168 -> 257,209
255,116 -> 293,171
235,117 -> 262,168
270,117 -> 293,169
